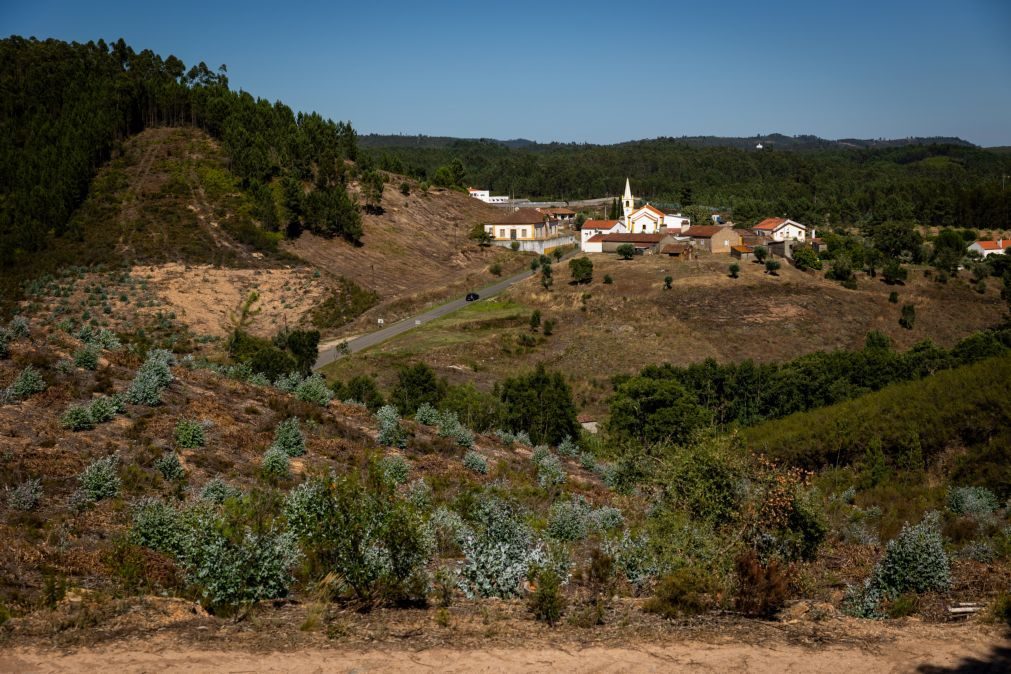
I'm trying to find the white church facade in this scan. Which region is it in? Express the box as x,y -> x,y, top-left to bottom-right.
580,179 -> 689,252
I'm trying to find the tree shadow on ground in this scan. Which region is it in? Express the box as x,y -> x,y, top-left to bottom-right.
917,643 -> 1011,673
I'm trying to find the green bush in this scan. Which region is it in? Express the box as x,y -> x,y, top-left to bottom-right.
174,419 -> 205,448
8,316 -> 30,339
126,349 -> 175,405
78,455 -> 121,501
155,452 -> 185,481
73,345 -> 100,370
462,451 -> 489,475
380,454 -> 411,485
6,477 -> 42,511
61,404 -> 96,431
415,402 -> 440,425
547,495 -> 592,541
644,568 -> 714,618
284,470 -> 432,603
535,451 -> 566,489
947,486 -> 999,519
261,447 -> 290,481
129,498 -> 186,554
603,274 -> 613,284
376,405 -> 407,448
271,417 -> 305,457
528,568 -> 565,625
458,497 -> 544,599
294,374 -> 332,406
8,366 -> 47,400
200,478 -> 241,504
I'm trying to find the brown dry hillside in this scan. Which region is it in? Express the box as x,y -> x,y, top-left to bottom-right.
284,182 -> 532,335
323,251 -> 1008,415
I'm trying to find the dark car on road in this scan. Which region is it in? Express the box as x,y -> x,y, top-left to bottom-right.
465,292 -> 480,302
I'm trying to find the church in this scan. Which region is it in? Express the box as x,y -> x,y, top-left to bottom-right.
620,179 -> 689,234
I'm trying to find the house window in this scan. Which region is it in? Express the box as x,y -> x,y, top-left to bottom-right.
522,228 -> 527,238
499,228 -> 506,238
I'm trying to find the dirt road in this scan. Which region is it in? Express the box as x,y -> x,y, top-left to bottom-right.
4,634 -> 1009,673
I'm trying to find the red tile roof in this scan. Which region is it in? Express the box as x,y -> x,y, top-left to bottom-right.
660,244 -> 690,254
637,204 -> 666,217
597,233 -> 665,243
489,208 -> 549,225
731,245 -> 754,253
540,207 -> 576,216
975,240 -> 1007,251
683,226 -> 730,238
754,217 -> 788,231
582,219 -> 620,230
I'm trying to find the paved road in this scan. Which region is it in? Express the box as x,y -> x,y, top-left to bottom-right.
313,258 -> 563,370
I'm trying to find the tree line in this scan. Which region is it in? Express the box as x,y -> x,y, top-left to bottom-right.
1,36 -> 362,267
368,137 -> 1011,231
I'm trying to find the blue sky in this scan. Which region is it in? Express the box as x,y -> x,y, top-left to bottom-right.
4,0 -> 1010,145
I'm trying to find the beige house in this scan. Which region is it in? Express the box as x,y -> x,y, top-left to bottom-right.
682,226 -> 742,253
484,207 -> 575,254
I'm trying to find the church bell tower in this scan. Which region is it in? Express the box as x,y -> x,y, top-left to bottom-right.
622,177 -> 634,221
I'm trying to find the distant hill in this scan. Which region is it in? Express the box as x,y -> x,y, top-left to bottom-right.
361,132 -> 976,152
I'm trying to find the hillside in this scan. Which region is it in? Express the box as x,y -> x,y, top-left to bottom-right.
321,251 -> 1008,416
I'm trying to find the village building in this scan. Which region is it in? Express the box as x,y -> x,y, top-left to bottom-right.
753,217 -> 810,242
579,219 -> 624,249
539,207 -> 577,223
621,179 -> 690,234
682,225 -> 742,253
468,187 -> 509,204
969,239 -> 1007,258
484,207 -> 575,253
660,243 -> 694,260
730,244 -> 755,261
583,232 -> 674,254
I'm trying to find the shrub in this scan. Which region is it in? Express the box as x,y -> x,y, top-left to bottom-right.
535,451 -> 566,488
61,404 -> 96,431
947,486 -> 999,519
8,316 -> 30,339
458,497 -> 544,599
889,291 -> 899,303
129,498 -> 185,554
734,550 -> 789,618
127,350 -> 175,405
0,332 -> 9,360
663,275 -> 673,289
415,402 -> 440,425
847,512 -> 950,617
406,478 -> 432,510
557,435 -> 579,458
899,304 -> 916,330
376,405 -> 407,448
200,478 -> 241,504
528,568 -> 565,625
616,243 -> 635,259
644,568 -> 714,618
765,259 -> 781,275
174,419 -> 205,448
295,374 -> 332,406
271,417 -> 305,457
79,455 -> 121,501
73,345 -> 100,370
380,454 -> 411,485
462,451 -> 489,475
434,409 -> 474,448
428,506 -> 472,555
603,274 -> 613,284
9,366 -> 47,400
729,263 -> 740,278
155,452 -> 185,482
6,477 -> 42,511
284,471 -> 432,603
589,506 -> 625,532
88,395 -> 123,423
273,371 -> 302,393
261,447 -> 290,481
547,496 -> 593,541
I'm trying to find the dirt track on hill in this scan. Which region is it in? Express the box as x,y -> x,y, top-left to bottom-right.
4,630 -> 1010,673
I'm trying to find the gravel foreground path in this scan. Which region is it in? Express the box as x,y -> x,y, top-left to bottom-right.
3,637 -> 1010,674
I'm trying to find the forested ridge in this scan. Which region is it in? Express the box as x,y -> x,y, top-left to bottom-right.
368,136 -> 1011,230
0,36 -> 361,267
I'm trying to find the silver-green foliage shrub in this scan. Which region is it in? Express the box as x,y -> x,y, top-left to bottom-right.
79,455 -> 121,501
458,497 -> 545,599
380,454 -> 411,485
557,435 -> 580,458
88,395 -> 123,423
271,417 -> 305,457
947,486 -> 1000,519
127,349 -> 175,405
8,366 -> 46,401
415,402 -> 440,425
590,505 -> 625,532
130,498 -> 186,553
61,404 -> 96,431
273,372 -> 302,393
200,478 -> 241,504
73,345 -> 100,370
376,405 -> 407,448
261,447 -> 290,480
547,495 -> 593,541
428,506 -> 472,555
436,410 -> 474,448
494,429 -> 516,445
406,478 -> 432,510
284,472 -> 433,602
155,452 -> 185,481
8,316 -> 30,339
174,419 -> 205,448
462,451 -> 489,475
294,374 -> 332,406
513,430 -> 532,446
77,326 -> 120,350
533,449 -> 565,488
846,512 -> 951,618
605,531 -> 658,589
6,477 -> 42,511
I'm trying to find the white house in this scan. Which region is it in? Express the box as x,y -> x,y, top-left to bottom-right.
580,219 -> 624,252
753,217 -> 809,242
621,178 -> 689,234
969,239 -> 1007,258
484,207 -> 575,254
468,187 -> 509,204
